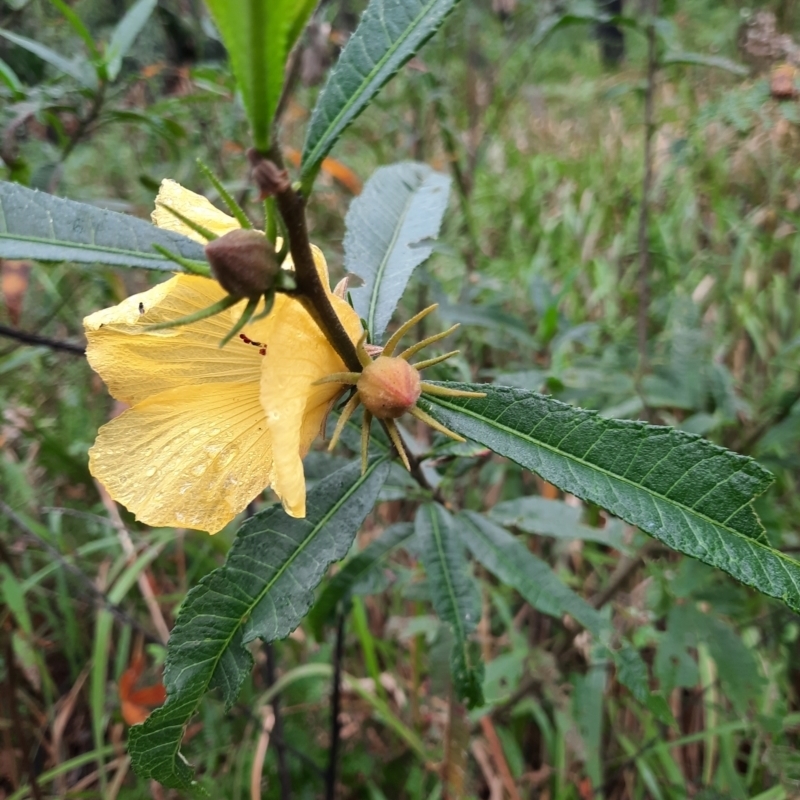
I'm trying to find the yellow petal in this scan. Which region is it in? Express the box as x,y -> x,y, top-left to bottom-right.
151,179 -> 240,242
260,292 -> 362,518
84,275 -> 278,406
89,382 -> 271,532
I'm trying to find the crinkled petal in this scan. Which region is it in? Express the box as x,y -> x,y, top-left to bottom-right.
84,275 -> 280,406
261,291 -> 362,518
89,382 -> 271,532
151,179 -> 240,242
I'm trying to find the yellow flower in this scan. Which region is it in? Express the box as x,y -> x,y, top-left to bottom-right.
84,181 -> 363,532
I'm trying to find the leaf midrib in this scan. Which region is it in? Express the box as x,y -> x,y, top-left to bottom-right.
159,457 -> 386,773
0,232 -> 168,261
303,0 -> 442,173
427,505 -> 471,664
424,393 -> 785,560
366,177 -> 421,335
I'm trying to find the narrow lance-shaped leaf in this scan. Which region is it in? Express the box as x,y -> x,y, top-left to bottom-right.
301,0 -> 462,187
345,162 -> 451,341
0,28 -> 96,88
0,57 -> 24,98
128,458 -> 389,789
416,503 -> 484,708
661,51 -> 748,75
49,0 -> 102,69
204,0 -> 315,150
460,510 -> 672,722
0,181 -> 206,271
460,510 -> 608,633
308,521 -> 414,639
418,384 -> 800,614
104,0 -> 158,82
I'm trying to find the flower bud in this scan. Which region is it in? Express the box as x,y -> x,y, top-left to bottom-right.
357,356 -> 421,419
205,229 -> 278,298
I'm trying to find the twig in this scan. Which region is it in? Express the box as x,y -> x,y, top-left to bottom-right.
479,716 -> 522,800
1,500 -> 161,644
636,4 -> 658,370
736,383 -> 800,454
429,80 -> 481,288
59,82 -> 107,165
94,480 -> 171,644
481,673 -> 540,727
470,739 -> 503,800
0,323 -> 85,355
250,708 -> 276,800
263,643 -> 292,800
325,612 -> 346,800
590,539 -> 662,610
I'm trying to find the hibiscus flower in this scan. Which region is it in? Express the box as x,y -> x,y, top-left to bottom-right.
84,181 -> 362,532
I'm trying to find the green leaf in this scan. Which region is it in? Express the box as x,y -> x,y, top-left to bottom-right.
308,521 -> 414,639
0,29 -> 96,88
48,0 -> 102,70
104,0 -> 158,82
102,111 -> 183,155
418,384 -> 800,613
415,503 -> 484,708
128,458 -> 390,789
488,496 -> 626,549
0,181 -> 206,271
344,162 -> 450,341
459,512 -> 671,721
0,57 -> 24,98
661,51 -> 748,76
204,0 -> 314,150
460,511 -> 608,634
301,0 -> 461,187
285,0 -> 318,53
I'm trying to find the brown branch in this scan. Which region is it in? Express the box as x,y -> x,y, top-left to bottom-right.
636,5 -> 658,370
735,383 -> 800,454
590,539 -> 662,610
325,613 -> 346,800
258,148 -> 362,373
0,323 -> 85,355
263,642 -> 292,800
479,716 -> 522,800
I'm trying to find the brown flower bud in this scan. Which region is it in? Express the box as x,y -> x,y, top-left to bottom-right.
357,356 -> 421,419
205,229 -> 278,298
247,148 -> 291,198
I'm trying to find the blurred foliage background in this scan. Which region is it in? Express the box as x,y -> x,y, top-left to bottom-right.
3,0 -> 800,797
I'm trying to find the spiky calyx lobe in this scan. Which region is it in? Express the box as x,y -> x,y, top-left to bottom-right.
205,229 -> 278,298
357,356 -> 421,419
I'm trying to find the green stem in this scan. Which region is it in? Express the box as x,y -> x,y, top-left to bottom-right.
265,196 -> 278,245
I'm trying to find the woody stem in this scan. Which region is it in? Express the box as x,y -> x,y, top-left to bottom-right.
265,148 -> 363,373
